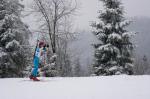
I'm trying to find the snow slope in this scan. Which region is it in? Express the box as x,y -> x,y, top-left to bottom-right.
0,76 -> 150,99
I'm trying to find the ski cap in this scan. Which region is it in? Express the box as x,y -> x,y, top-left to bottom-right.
39,41 -> 44,47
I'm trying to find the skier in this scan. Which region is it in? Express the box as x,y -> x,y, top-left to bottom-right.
29,41 -> 44,81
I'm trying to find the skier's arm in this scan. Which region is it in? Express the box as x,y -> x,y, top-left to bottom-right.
33,40 -> 39,58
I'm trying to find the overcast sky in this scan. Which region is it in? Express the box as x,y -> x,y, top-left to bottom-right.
74,0 -> 150,30
23,0 -> 150,30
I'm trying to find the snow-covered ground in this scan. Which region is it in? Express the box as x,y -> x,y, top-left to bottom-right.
0,76 -> 150,99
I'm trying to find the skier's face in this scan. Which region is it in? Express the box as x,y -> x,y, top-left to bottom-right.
39,43 -> 44,48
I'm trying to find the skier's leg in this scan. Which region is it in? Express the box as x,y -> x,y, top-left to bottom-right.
31,57 -> 41,81
32,56 -> 39,77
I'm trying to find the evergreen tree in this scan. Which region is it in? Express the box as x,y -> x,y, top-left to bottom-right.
142,55 -> 150,74
44,53 -> 58,77
59,53 -> 72,77
0,0 -> 31,77
74,58 -> 81,77
92,0 -> 134,76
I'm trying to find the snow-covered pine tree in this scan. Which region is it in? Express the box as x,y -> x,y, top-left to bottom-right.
73,58 -> 82,77
0,0 -> 31,77
40,53 -> 58,77
92,0 -> 134,76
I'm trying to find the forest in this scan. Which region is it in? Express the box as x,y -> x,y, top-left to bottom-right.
0,0 -> 150,78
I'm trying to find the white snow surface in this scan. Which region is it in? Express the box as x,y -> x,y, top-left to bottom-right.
0,76 -> 150,99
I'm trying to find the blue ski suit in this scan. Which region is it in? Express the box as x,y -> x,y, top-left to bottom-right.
32,48 -> 41,77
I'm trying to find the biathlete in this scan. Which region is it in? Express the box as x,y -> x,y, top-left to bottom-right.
29,41 -> 45,81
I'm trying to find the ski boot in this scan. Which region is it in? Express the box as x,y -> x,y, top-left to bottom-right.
32,77 -> 40,81
29,75 -> 34,80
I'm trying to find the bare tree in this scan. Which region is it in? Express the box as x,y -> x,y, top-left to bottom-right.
29,0 -> 78,76
33,0 -> 77,54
